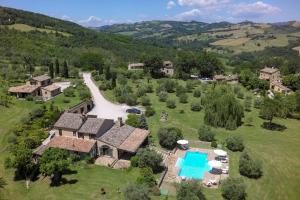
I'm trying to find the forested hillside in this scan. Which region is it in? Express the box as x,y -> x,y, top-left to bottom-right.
0,6 -> 175,75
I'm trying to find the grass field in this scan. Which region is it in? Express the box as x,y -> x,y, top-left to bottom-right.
211,38 -> 250,47
2,24 -> 71,37
102,79 -> 300,200
1,78 -> 300,200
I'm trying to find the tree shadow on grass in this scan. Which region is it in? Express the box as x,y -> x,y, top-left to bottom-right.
261,122 -> 287,132
63,169 -> 78,175
50,178 -> 78,187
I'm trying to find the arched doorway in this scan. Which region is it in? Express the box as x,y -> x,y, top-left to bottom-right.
100,145 -> 113,157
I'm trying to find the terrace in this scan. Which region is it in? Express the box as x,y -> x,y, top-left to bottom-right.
163,147 -> 229,189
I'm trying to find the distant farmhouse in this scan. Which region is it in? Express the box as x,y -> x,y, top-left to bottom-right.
8,75 -> 61,100
34,110 -> 149,162
259,67 -> 292,95
128,60 -> 174,76
213,74 -> 239,84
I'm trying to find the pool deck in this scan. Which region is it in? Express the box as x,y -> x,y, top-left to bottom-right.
164,148 -> 229,188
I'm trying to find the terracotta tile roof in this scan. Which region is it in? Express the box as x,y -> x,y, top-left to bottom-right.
78,118 -> 113,135
31,75 -> 51,82
99,125 -> 135,147
119,128 -> 149,153
47,136 -> 96,153
54,113 -> 84,130
260,67 -> 279,74
272,82 -> 291,91
42,84 -> 61,92
8,84 -> 40,93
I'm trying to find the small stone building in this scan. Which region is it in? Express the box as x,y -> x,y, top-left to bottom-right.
8,75 -> 61,100
271,82 -> 293,95
161,61 -> 174,76
8,85 -> 40,98
259,67 -> 281,83
41,84 -> 61,101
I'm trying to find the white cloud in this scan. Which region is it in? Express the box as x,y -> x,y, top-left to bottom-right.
167,1 -> 176,9
61,15 -> 74,22
175,9 -> 202,20
232,1 -> 281,17
178,0 -> 230,9
78,16 -> 116,27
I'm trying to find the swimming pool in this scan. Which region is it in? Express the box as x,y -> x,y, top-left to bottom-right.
176,151 -> 212,180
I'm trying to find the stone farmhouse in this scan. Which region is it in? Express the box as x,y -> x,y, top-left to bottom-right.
259,67 -> 292,95
128,61 -> 174,76
34,113 -> 149,161
8,75 -> 61,100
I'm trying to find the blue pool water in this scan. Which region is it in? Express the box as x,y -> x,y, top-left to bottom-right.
176,151 -> 212,180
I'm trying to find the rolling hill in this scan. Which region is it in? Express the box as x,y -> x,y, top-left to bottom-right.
97,20 -> 300,54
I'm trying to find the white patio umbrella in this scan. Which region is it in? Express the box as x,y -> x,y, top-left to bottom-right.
208,160 -> 222,169
177,140 -> 189,145
214,149 -> 227,157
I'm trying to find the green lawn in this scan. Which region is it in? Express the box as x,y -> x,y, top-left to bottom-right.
101,79 -> 300,200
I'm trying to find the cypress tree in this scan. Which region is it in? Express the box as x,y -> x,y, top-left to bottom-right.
63,61 -> 69,78
49,62 -> 54,79
55,58 -> 60,75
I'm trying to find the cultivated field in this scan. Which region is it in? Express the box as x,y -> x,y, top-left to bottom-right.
2,23 -> 71,37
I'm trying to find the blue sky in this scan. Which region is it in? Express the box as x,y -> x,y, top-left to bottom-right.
0,0 -> 299,27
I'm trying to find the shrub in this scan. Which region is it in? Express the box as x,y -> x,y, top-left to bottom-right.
62,98 -> 70,103
179,93 -> 188,104
237,91 -> 244,99
226,136 -> 244,152
125,95 -> 138,106
177,181 -> 206,200
239,152 -> 263,179
25,95 -> 34,101
130,156 -> 139,167
63,87 -> 76,97
124,183 -> 150,200
136,167 -> 156,188
166,99 -> 176,109
191,101 -> 202,112
221,178 -> 246,200
193,88 -> 202,98
136,87 -> 147,97
4,157 -> 13,169
158,91 -> 168,102
79,89 -> 91,100
158,127 -> 183,149
198,125 -> 215,142
211,141 -> 218,148
179,109 -> 185,114
126,114 -> 140,128
176,85 -> 187,96
136,148 -> 163,172
140,96 -> 151,106
145,106 -> 155,117
84,155 -> 94,164
254,98 -> 263,109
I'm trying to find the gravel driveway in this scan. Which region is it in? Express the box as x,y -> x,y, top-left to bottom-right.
83,73 -> 129,120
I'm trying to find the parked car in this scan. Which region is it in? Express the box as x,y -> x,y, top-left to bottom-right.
126,108 -> 141,114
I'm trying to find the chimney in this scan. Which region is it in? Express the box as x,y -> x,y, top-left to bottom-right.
117,117 -> 123,127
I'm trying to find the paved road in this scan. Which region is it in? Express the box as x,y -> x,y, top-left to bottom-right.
83,73 -> 129,121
